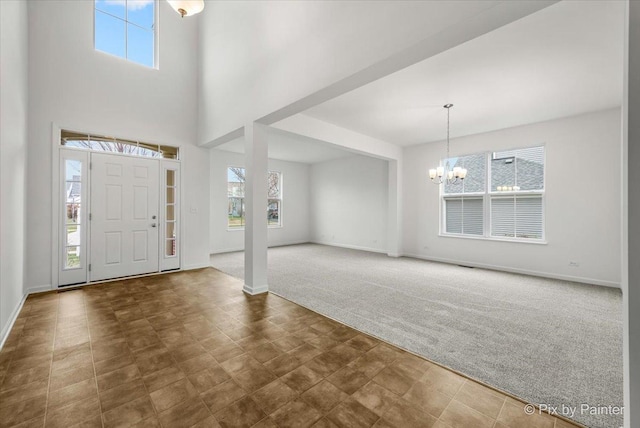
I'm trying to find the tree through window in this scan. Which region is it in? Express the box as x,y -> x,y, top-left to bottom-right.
227,167 -> 282,229
60,130 -> 178,159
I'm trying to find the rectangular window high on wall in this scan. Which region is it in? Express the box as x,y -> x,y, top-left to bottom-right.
95,0 -> 156,68
227,167 -> 283,229
440,146 -> 545,242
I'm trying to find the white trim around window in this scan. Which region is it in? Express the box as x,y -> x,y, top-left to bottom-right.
439,145 -> 546,244
226,166 -> 283,231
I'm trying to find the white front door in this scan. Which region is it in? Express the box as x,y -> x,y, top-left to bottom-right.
90,153 -> 159,281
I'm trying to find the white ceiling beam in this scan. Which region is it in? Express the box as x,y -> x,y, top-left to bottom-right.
255,1 -> 559,128
273,114 -> 402,161
200,126 -> 244,148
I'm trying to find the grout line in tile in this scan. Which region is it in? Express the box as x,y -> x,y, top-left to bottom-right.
42,294 -> 60,428
83,293 -> 105,428
493,397 -> 507,428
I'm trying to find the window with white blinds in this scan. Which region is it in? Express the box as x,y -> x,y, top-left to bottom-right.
445,198 -> 483,235
440,145 -> 545,242
491,195 -> 543,239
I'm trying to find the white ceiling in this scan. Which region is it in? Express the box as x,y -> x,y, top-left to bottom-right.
214,127 -> 354,164
303,0 -> 624,146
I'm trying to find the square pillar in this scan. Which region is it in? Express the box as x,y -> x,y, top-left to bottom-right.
243,122 -> 269,295
387,158 -> 403,257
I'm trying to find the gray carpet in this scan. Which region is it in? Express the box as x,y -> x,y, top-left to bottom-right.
210,244 -> 623,428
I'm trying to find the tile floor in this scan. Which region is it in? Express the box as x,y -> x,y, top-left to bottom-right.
0,268 -> 581,428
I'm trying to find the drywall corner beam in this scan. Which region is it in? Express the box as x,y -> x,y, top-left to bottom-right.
273,114 -> 402,161
256,1 -> 559,128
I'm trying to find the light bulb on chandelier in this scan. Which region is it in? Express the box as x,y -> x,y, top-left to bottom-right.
167,0 -> 205,18
429,104 -> 467,185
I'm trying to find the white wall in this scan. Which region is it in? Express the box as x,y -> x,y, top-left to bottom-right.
310,156 -> 389,253
181,146 -> 211,270
26,0 -> 209,290
403,108 -> 622,287
0,0 -> 29,339
210,150 -> 310,253
197,1 -> 531,144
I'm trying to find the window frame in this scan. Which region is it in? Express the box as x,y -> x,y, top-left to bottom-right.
60,129 -> 179,160
439,145 -> 546,244
94,0 -> 158,69
226,166 -> 284,231
268,170 -> 283,228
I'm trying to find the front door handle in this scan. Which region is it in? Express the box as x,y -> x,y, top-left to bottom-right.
151,223 -> 157,228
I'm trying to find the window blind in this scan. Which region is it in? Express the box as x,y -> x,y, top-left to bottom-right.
491,195 -> 543,239
445,197 -> 483,236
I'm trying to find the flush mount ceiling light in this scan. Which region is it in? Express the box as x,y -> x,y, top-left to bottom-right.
429,104 -> 467,185
168,0 -> 204,18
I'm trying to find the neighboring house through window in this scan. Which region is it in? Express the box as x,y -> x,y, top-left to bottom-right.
441,145 -> 545,242
443,153 -> 486,236
228,167 -> 282,229
65,168 -> 82,268
94,0 -> 156,68
490,146 -> 544,240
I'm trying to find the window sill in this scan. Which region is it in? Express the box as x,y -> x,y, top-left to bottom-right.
227,226 -> 283,231
438,233 -> 547,245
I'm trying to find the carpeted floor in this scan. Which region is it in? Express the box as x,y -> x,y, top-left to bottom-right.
210,244 -> 623,428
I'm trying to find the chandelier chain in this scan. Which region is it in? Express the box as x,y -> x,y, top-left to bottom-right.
428,103 -> 467,185
446,106 -> 451,160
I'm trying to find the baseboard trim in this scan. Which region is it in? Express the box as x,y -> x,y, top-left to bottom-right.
269,240 -> 310,249
210,240 -> 311,255
25,284 -> 54,294
0,294 -> 28,351
403,252 -> 621,288
183,262 -> 212,271
310,241 -> 387,255
243,284 -> 269,295
211,246 -> 244,254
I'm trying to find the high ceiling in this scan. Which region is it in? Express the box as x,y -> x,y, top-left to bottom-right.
302,0 -> 624,146
215,0 -> 624,163
214,127 -> 354,164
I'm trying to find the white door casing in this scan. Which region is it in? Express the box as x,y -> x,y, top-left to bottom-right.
59,149 -> 89,286
90,153 -> 159,281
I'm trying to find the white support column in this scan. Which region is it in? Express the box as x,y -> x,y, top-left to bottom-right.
243,122 -> 269,295
624,1 -> 640,427
387,159 -> 403,257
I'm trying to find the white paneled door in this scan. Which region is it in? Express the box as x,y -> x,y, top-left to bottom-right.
90,153 -> 159,281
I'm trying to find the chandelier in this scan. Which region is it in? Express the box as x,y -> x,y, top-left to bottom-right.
168,0 -> 205,18
429,104 -> 467,184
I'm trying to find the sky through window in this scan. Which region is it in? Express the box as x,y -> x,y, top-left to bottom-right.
95,0 -> 155,68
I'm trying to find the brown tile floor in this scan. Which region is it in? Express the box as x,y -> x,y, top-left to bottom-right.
0,268 -> 582,428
